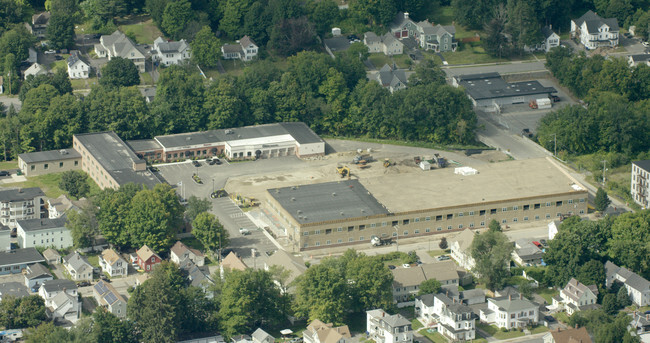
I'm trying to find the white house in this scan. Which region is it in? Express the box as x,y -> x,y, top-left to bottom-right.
39,279 -> 80,323
23,63 -> 48,80
16,216 -> 71,249
95,30 -> 147,72
480,291 -> 539,329
47,194 -> 86,219
153,37 -> 191,66
605,261 -> 650,307
415,292 -> 476,341
93,280 -> 127,318
548,220 -> 560,240
63,251 -> 93,281
303,319 -> 351,343
552,278 -> 599,315
363,32 -> 404,56
0,187 -> 46,228
99,248 -> 128,277
450,229 -> 476,270
541,26 -> 560,52
367,309 -> 413,343
23,263 -> 53,290
629,54 -> 650,67
221,36 -> 258,61
571,10 -> 619,50
66,51 -> 90,79
391,261 -> 460,306
170,241 -> 204,267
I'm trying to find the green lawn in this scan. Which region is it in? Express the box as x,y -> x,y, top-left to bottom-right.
367,53 -> 411,69
70,77 -> 98,90
85,254 -> 100,267
429,6 -> 454,25
140,72 -> 153,85
118,18 -> 163,44
536,288 -> 559,304
0,161 -> 18,170
476,323 -> 524,340
552,311 -> 570,324
411,319 -> 423,330
49,56 -> 70,72
180,236 -> 205,251
442,43 -> 508,65
418,329 -> 449,343
530,325 -> 549,334
3,171 -> 100,199
427,249 -> 449,257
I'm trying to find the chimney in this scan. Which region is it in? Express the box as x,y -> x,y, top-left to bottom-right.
575,324 -> 578,329
519,294 -> 523,300
646,314 -> 650,320
509,294 -> 512,301
404,12 -> 409,19
382,311 -> 385,317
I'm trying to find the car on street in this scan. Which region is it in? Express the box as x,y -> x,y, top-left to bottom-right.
402,263 -> 411,268
0,171 -> 10,177
239,227 -> 251,235
76,281 -> 91,287
437,255 -> 451,261
521,128 -> 533,138
643,41 -> 649,47
45,49 -> 56,54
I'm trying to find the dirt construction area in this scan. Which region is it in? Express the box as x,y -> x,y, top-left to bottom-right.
224,139 -> 511,201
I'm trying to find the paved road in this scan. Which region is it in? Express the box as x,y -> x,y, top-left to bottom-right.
475,111 -> 548,160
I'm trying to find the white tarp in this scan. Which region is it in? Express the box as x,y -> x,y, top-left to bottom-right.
455,166 -> 477,176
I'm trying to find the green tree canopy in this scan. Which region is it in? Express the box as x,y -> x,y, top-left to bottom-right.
59,170 -> 90,199
418,278 -> 442,296
191,26 -> 221,68
594,188 -> 611,212
470,229 -> 513,290
185,195 -> 212,221
47,0 -> 77,49
66,202 -> 100,250
100,57 -> 140,88
192,211 -> 229,252
161,0 -> 194,40
0,295 -> 46,329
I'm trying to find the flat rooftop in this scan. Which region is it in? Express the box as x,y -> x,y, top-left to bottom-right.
17,216 -> 67,232
0,248 -> 44,268
456,73 -> 556,100
18,149 -> 81,163
126,139 -> 162,152
361,158 -> 586,212
267,180 -> 390,225
0,187 -> 44,202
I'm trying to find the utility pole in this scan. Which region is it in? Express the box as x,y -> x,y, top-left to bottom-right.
553,133 -> 557,157
602,160 -> 607,187
393,226 -> 399,252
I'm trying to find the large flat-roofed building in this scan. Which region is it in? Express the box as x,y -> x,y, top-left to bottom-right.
266,158 -> 588,251
139,122 -> 324,162
0,187 -> 46,228
73,132 -> 161,190
452,73 -> 556,107
631,160 -> 650,208
18,149 -> 82,177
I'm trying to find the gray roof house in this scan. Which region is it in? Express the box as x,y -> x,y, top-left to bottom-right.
629,54 -> 650,67
39,279 -> 79,323
552,278 -> 599,315
63,252 -> 93,281
24,263 -> 53,290
263,250 -> 307,293
413,21 -> 457,52
93,280 -> 127,318
571,10 -> 619,49
480,290 -> 539,329
221,36 -> 258,61
0,248 -> 45,275
324,36 -> 351,58
415,292 -> 476,341
0,282 -> 30,300
252,328 -> 274,343
67,51 -> 91,79
605,261 -> 650,307
153,37 -> 191,66
367,309 -> 413,343
512,239 -> 544,266
375,64 -> 407,93
94,30 -> 147,72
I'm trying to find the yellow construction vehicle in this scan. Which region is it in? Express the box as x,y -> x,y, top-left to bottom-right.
336,166 -> 351,178
383,159 -> 393,168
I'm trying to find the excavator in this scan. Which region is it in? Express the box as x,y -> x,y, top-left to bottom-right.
336,166 -> 351,179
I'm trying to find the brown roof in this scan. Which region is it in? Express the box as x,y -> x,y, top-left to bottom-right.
136,245 -> 159,261
265,250 -> 307,285
420,261 -> 460,282
452,229 -> 476,253
221,252 -> 247,271
550,327 -> 593,343
305,319 -> 351,343
101,248 -> 124,266
170,241 -> 204,259
42,248 -> 61,260
240,35 -> 257,48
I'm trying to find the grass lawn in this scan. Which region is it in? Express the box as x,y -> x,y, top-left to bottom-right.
118,18 -> 163,44
419,329 -> 449,343
85,254 -> 100,267
140,72 -> 153,85
429,6 -> 454,25
476,323 -> 524,340
530,325 -> 549,334
553,311 -> 570,324
427,249 -> 449,257
536,288 -> 559,304
70,77 -> 98,90
0,161 -> 18,170
49,56 -> 70,72
367,53 -> 412,69
220,59 -> 246,76
3,172 -> 100,199
321,135 -> 489,152
180,236 -> 205,251
442,43 -> 508,65
411,319 -> 423,330
469,339 -> 487,343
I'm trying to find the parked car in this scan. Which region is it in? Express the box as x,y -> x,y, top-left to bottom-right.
521,128 -> 533,138
533,241 -> 543,248
76,281 -> 91,287
550,94 -> 560,102
437,255 -> 451,261
214,158 -> 222,165
540,239 -> 548,246
44,49 -> 56,54
239,228 -> 251,235
10,228 -> 16,238
192,160 -> 201,167
402,263 -> 411,268
642,41 -> 649,47
0,171 -> 9,177
148,166 -> 159,172
387,265 -> 396,270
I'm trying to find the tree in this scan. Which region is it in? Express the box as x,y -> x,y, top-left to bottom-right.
342,251 -> 394,312
268,17 -> 317,57
192,212 -> 229,252
0,295 -> 46,329
20,69 -> 73,102
602,293 -> 618,315
409,59 -> 446,87
152,65 -> 206,133
483,4 -> 511,58
595,313 -> 640,343
59,170 -> 90,199
488,219 -> 502,232
66,202 -> 100,250
616,286 -> 631,308
0,25 -> 35,68
127,262 -> 186,343
161,0 -> 194,40
191,26 -> 221,68
84,85 -> 152,140
185,195 -> 211,221
306,0 -> 339,35
470,229 -> 514,290
439,237 -> 448,250
595,187 -> 611,212
577,260 -> 605,288
23,322 -> 71,343
100,57 -> 140,88
218,269 -> 286,337
294,258 -> 349,323
0,0 -> 31,36
92,307 -> 139,343
418,278 -> 441,296
47,0 -> 77,50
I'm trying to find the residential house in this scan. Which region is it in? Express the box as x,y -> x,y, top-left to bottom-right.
391,261 -> 460,305
0,187 -> 46,228
548,220 -> 560,240
413,21 -> 457,52
47,194 -> 87,219
99,248 -> 128,277
525,26 -> 560,52
136,245 -> 162,272
629,312 -> 650,337
39,279 -> 80,323
0,224 -> 10,251
324,36 -> 351,57
63,251 -> 93,281
220,251 -> 248,278
252,328 -> 274,343
629,54 -> 650,67
221,36 -> 258,61
24,263 -> 53,290
480,291 -> 539,329
512,239 -> 544,266
415,292 -> 476,341
605,261 -> 650,307
231,335 -> 253,343
23,63 -> 48,80
43,248 -> 61,264
26,48 -> 37,64
552,278 -> 599,315
0,248 -> 45,275
0,282 -> 29,301
542,327 -> 593,343
152,37 -> 191,66
367,309 -> 413,343
179,258 -> 214,296
389,12 -> 419,39
571,10 -> 619,49
375,64 -> 407,93
139,87 -> 156,103
170,241 -> 205,267
364,32 -> 406,56
93,280 -> 127,318
450,228 -> 476,271
632,160 -> 650,208
95,30 -> 147,72
303,319 -> 351,343
31,12 -> 50,38
263,249 -> 307,293
67,51 -> 91,79
16,216 -> 71,249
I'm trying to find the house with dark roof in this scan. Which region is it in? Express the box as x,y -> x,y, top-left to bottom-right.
374,64 -> 407,93
31,12 -> 50,38
367,309 -> 413,343
67,51 -> 91,79
17,216 -> 71,249
0,188 -> 46,228
526,26 -> 560,52
324,36 -> 351,58
0,224 -> 10,251
23,263 -> 53,290
153,37 -> 191,66
18,149 -> 82,177
94,30 -> 147,72
413,21 -> 456,52
571,10 -> 619,49
0,282 -> 29,301
180,258 -> 214,296
38,279 -> 79,323
93,280 -> 127,317
63,252 -> 93,281
605,261 -> 650,307
512,239 -> 544,266
552,278 -> 599,315
629,54 -> 650,67
0,248 -> 45,275
415,291 -> 476,341
170,241 -> 204,267
452,72 -> 557,108
480,290 -> 539,329
222,36 -> 258,61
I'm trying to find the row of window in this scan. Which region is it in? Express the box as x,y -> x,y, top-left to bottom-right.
3,266 -> 21,271
32,237 -> 64,245
31,160 -> 79,171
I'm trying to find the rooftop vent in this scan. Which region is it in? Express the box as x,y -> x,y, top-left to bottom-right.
332,192 -> 337,196
225,129 -> 233,134
297,210 -> 302,214
340,211 -> 344,216
291,197 -> 296,201
59,149 -> 68,155
186,137 -> 191,141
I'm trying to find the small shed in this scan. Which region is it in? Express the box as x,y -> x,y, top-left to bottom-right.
419,161 -> 431,171
42,248 -> 61,265
332,27 -> 341,36
454,167 -> 478,176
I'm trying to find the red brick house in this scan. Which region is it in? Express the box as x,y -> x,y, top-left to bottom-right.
136,245 -> 162,272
